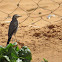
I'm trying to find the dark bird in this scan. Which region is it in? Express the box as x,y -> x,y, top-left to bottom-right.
7,14 -> 21,45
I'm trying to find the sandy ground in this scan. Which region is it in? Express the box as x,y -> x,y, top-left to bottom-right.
0,0 -> 62,62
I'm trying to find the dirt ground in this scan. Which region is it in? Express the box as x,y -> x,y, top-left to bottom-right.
0,0 -> 62,62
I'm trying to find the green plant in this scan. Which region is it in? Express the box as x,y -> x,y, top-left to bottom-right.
41,58 -> 48,62
0,42 -> 32,62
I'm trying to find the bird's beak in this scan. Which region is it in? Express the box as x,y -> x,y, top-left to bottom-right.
18,15 -> 22,17
17,15 -> 22,17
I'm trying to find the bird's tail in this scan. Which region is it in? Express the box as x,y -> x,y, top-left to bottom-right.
7,36 -> 12,45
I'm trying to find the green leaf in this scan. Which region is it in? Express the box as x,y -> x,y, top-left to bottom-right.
5,43 -> 12,49
18,46 -> 32,62
7,46 -> 18,59
0,46 -> 6,55
0,55 -> 9,62
12,42 -> 17,47
5,43 -> 18,62
16,58 -> 22,62
43,58 -> 48,62
14,46 -> 19,52
3,56 -> 10,61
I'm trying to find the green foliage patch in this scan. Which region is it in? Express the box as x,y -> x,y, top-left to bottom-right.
41,58 -> 48,62
0,42 -> 32,62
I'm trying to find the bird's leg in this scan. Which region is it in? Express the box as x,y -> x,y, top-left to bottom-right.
14,34 -> 17,42
14,34 -> 20,42
12,34 -> 17,42
14,34 -> 24,47
12,37 -> 15,42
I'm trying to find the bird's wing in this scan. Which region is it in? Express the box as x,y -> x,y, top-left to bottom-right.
8,21 -> 18,37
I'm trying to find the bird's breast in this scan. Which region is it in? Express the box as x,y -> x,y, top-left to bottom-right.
14,21 -> 18,26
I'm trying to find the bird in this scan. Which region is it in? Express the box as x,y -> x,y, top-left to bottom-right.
7,14 -> 21,45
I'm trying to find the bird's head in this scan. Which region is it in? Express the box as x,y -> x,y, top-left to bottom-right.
13,14 -> 21,19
